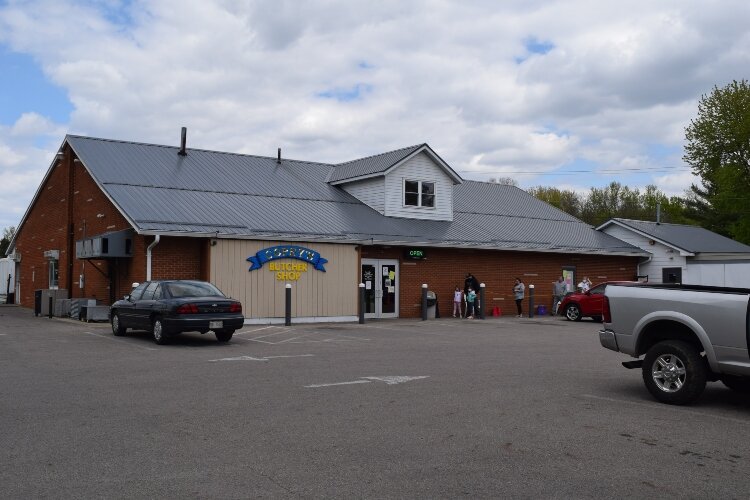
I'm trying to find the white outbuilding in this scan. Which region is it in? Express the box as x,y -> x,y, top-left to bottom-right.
597,218 -> 750,286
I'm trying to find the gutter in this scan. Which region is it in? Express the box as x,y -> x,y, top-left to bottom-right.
637,253 -> 653,278
146,235 -> 161,281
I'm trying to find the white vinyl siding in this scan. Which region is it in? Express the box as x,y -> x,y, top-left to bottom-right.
384,152 -> 453,221
602,225 -> 686,283
340,177 -> 385,214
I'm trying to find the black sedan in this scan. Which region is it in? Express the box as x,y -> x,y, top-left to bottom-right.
110,280 -> 244,344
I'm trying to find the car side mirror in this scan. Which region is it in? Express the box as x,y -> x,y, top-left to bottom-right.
125,294 -> 132,301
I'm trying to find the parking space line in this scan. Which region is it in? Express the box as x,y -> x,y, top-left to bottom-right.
580,394 -> 750,425
83,331 -> 158,351
234,325 -> 276,336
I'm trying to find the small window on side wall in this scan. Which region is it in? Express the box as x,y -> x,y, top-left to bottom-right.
404,180 -> 436,208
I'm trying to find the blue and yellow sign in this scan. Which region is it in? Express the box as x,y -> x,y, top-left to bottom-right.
247,245 -> 328,281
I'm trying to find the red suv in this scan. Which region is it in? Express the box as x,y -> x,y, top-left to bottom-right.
557,283 -> 607,322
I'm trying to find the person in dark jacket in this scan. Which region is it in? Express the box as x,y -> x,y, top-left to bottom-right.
465,273 -> 481,316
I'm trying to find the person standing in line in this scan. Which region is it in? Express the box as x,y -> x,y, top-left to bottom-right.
513,278 -> 525,317
466,287 -> 476,319
552,276 -> 566,316
453,286 -> 464,318
578,276 -> 592,292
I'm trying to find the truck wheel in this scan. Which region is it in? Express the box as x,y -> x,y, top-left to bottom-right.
564,304 -> 582,321
152,317 -> 169,345
111,313 -> 126,336
642,340 -> 707,405
721,375 -> 750,393
215,329 -> 235,342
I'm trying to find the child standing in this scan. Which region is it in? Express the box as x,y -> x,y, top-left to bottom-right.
453,286 -> 463,317
466,287 -> 476,319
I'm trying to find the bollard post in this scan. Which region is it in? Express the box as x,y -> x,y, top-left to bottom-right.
528,284 -> 535,318
421,284 -> 428,321
48,296 -> 53,318
479,283 -> 486,319
359,283 -> 365,324
285,283 -> 292,326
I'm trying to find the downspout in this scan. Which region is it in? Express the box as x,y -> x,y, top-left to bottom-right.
146,235 -> 161,281
637,254 -> 653,280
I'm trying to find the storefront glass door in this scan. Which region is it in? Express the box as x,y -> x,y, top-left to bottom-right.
361,259 -> 399,318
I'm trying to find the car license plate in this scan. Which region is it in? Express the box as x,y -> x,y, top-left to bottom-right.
209,320 -> 223,329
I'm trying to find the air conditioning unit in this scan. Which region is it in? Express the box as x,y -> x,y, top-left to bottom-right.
43,250 -> 60,260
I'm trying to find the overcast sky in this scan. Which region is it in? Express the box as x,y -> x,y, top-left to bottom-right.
1,0 -> 748,230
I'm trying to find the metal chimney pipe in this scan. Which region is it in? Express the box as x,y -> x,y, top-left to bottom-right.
277,147 -> 281,164
656,203 -> 661,224
178,127 -> 187,156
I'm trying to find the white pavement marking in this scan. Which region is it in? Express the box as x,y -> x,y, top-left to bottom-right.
305,375 -> 429,388
83,331 -> 158,351
580,394 -> 750,425
209,354 -> 314,362
305,380 -> 372,388
361,376 -> 430,385
234,325 -> 276,336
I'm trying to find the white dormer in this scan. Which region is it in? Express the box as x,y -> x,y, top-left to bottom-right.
328,144 -> 462,221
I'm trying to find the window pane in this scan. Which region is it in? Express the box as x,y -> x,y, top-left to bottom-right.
405,192 -> 419,206
130,283 -> 148,300
166,281 -> 225,298
405,180 -> 419,193
141,281 -> 159,300
421,194 -> 435,207
422,182 -> 435,195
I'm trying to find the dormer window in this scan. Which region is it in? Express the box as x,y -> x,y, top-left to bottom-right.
404,180 -> 435,208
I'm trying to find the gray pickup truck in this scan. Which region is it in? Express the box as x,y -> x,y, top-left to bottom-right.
599,282 -> 750,405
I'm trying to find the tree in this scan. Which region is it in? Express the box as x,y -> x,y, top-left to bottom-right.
488,176 -> 518,186
528,182 -> 695,227
526,186 -> 581,218
0,226 -> 15,256
684,79 -> 750,243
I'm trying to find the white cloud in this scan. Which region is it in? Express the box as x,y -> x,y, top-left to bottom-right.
0,0 -> 748,228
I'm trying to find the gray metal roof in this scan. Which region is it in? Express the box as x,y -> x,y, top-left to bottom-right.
64,135 -> 646,256
327,144 -> 425,183
603,218 -> 750,254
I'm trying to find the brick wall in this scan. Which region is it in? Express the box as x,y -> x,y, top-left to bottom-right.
13,146 -> 206,308
362,246 -> 639,318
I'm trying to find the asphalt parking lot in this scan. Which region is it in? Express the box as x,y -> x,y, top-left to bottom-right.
1,305 -> 749,499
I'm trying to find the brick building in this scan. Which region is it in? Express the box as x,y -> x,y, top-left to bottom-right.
7,133 -> 646,321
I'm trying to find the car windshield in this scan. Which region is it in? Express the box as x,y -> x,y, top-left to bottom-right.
166,282 -> 225,298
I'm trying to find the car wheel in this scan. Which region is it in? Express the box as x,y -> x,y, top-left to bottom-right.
215,329 -> 235,342
642,340 -> 707,405
720,375 -> 750,393
564,304 -> 582,321
152,317 -> 169,345
111,312 -> 126,336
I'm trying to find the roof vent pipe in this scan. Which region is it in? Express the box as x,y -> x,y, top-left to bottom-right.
178,127 -> 187,156
656,203 -> 661,224
277,147 -> 281,164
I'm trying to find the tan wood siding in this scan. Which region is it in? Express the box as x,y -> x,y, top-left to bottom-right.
210,240 -> 359,319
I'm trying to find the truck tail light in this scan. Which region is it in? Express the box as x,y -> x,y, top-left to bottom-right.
176,303 -> 199,314
229,302 -> 242,314
602,296 -> 611,323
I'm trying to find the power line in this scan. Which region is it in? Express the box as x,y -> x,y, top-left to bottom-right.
458,166 -> 692,176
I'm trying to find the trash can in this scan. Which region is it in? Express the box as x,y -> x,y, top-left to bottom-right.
426,290 -> 437,319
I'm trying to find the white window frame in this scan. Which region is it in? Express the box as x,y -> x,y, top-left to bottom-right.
403,179 -> 436,209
